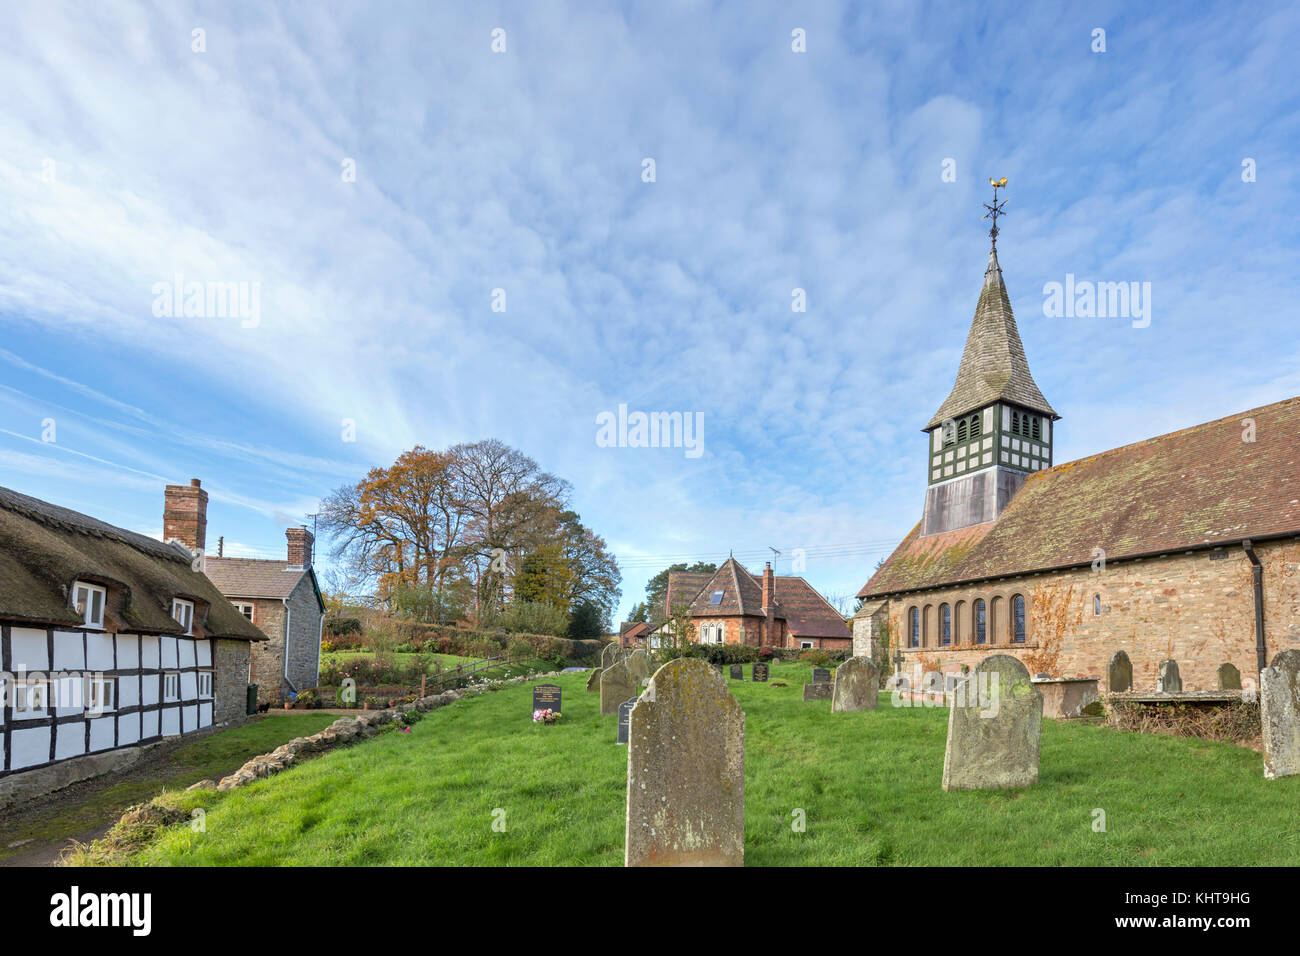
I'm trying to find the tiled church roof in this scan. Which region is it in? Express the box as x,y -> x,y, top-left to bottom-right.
861,395 -> 1300,597
926,248 -> 1057,429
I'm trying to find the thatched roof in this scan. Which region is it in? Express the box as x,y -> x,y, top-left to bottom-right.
0,486 -> 265,640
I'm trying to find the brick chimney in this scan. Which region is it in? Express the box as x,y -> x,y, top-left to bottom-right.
286,526 -> 314,569
761,562 -> 777,648
163,479 -> 207,555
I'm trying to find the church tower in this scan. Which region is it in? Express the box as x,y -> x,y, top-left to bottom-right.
920,181 -> 1058,536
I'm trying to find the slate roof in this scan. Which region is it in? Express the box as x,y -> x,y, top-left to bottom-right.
861,395 -> 1300,598
0,485 -> 265,640
687,557 -> 850,639
926,248 -> 1057,429
204,556 -> 324,610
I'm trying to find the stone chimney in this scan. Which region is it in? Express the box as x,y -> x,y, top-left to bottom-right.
761,562 -> 774,609
286,526 -> 314,569
163,479 -> 207,555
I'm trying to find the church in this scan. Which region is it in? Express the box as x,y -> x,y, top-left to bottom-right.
853,191 -> 1300,693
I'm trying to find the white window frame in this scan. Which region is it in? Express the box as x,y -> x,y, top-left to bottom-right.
197,670 -> 214,698
72,581 -> 107,629
801,640 -> 814,650
14,678 -> 51,718
172,598 -> 194,635
163,671 -> 181,702
85,675 -> 117,714
234,602 -> 254,622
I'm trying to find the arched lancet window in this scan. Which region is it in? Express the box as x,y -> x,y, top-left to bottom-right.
908,607 -> 920,648
990,596 -> 1003,644
940,604 -> 951,646
957,419 -> 968,442
942,421 -> 955,446
1013,594 -> 1027,643
974,599 -> 987,644
1093,593 -> 1101,615
1032,416 -> 1042,440
970,414 -> 982,438
954,600 -> 967,644
923,605 -> 934,647
1011,411 -> 1020,435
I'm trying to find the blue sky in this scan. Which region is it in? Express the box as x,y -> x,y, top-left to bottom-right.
1,0 -> 1298,625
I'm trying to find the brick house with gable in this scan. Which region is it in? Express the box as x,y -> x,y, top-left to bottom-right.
854,239 -> 1300,693
162,481 -> 325,704
667,557 -> 851,650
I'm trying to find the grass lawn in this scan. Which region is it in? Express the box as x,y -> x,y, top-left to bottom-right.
322,650 -> 475,673
108,662 -> 1299,866
1,714 -> 339,864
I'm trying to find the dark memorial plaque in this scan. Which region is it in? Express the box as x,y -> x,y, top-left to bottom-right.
752,662 -> 769,682
812,668 -> 831,684
729,664 -> 743,680
532,684 -> 562,713
617,697 -> 638,744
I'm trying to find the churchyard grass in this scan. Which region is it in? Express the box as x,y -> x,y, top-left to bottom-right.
109,662 -> 1299,866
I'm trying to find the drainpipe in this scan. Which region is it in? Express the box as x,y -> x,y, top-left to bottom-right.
1242,540 -> 1267,674
281,598 -> 298,695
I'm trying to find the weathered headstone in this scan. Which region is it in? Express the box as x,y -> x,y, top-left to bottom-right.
627,649 -> 651,683
751,662 -> 769,682
601,643 -> 626,670
729,664 -> 743,680
601,659 -> 636,716
532,684 -> 561,715
616,697 -> 638,745
1217,662 -> 1242,691
1261,649 -> 1300,780
1157,659 -> 1182,693
1107,650 -> 1132,693
586,667 -> 603,692
626,658 -> 744,866
922,671 -> 943,694
831,656 -> 878,712
942,654 -> 1042,791
811,667 -> 831,684
802,682 -> 832,701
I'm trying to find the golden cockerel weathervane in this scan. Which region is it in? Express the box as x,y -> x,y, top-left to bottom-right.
983,177 -> 1009,249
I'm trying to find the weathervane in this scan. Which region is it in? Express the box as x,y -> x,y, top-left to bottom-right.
982,177 -> 1009,249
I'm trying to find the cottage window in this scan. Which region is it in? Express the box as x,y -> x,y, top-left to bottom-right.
908,607 -> 919,648
163,672 -> 181,702
1012,595 -> 1027,643
72,581 -> 106,629
800,640 -> 813,649
15,679 -> 51,717
198,671 -> 214,698
974,599 -> 987,644
172,598 -> 194,635
234,602 -> 254,622
939,604 -> 951,646
86,676 -> 117,713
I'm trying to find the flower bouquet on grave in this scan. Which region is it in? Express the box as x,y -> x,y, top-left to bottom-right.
532,708 -> 561,724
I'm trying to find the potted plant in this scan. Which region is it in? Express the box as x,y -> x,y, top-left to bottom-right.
363,696 -> 377,711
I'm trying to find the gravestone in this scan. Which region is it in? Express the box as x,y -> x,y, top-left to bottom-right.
1217,662 -> 1242,691
942,654 -> 1042,791
831,656 -> 878,712
627,649 -> 651,684
626,658 -> 744,866
532,684 -> 561,715
1157,659 -> 1182,693
601,659 -> 636,716
616,697 -> 638,745
1261,649 -> 1300,780
811,667 -> 831,684
601,643 -> 626,670
922,671 -> 943,694
586,667 -> 603,692
802,682 -> 832,701
1107,650 -> 1132,692
751,662 -> 769,682
729,664 -> 743,680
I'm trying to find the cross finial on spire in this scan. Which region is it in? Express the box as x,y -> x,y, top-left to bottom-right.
982,177 -> 1009,250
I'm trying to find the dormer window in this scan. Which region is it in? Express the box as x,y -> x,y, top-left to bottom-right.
172,598 -> 194,635
72,581 -> 106,629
